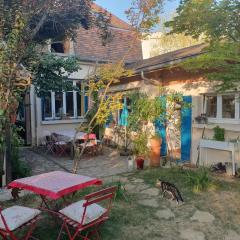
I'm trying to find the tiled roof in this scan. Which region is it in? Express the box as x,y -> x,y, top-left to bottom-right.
129,44 -> 207,72
73,4 -> 142,63
92,3 -> 132,30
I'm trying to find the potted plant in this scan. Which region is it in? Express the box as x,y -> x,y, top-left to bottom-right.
132,131 -> 150,170
195,114 -> 208,124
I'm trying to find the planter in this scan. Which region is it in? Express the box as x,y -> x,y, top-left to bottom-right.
150,137 -> 162,167
136,156 -> 144,170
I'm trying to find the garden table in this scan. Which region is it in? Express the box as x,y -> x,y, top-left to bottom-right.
53,130 -> 96,142
8,171 -> 102,209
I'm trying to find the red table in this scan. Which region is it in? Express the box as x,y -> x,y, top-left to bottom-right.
8,171 -> 102,208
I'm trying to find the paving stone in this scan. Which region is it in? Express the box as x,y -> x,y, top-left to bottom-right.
138,198 -> 159,208
125,183 -> 137,191
131,178 -> 145,183
190,210 -> 215,223
155,209 -> 175,220
224,230 -> 240,240
141,187 -> 160,196
180,229 -> 205,240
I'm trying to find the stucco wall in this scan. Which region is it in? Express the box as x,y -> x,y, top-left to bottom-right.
110,68 -> 240,167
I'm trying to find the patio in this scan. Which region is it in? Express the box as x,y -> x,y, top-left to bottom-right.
2,168 -> 240,240
20,146 -> 129,178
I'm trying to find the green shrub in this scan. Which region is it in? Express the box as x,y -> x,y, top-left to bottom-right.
11,126 -> 31,179
185,168 -> 213,193
213,126 -> 225,141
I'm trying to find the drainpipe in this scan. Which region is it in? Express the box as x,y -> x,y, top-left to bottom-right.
141,71 -> 162,96
140,71 -> 161,86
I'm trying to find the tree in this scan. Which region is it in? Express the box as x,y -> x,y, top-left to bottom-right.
0,0 -> 110,182
72,0 -> 168,173
165,0 -> 240,91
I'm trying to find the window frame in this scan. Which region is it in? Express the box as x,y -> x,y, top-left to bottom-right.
204,93 -> 240,124
42,80 -> 86,121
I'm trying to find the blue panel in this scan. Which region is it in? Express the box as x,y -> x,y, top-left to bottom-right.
84,95 -> 88,113
181,96 -> 192,161
155,96 -> 167,156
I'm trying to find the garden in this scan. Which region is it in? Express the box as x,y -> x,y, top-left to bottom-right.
2,167 -> 240,240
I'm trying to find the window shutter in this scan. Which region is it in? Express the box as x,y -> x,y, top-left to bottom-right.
181,96 -> 192,162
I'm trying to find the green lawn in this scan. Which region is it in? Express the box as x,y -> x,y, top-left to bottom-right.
2,167 -> 240,239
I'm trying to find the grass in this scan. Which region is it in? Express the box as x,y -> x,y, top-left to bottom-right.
2,167 -> 240,239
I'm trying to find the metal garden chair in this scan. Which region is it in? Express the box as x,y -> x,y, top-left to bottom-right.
0,205 -> 41,240
57,186 -> 117,240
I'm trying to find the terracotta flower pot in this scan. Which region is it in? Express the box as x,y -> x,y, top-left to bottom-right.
10,114 -> 17,124
136,156 -> 144,170
150,137 -> 162,167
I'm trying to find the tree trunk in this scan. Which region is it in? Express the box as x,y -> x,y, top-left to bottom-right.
5,122 -> 12,183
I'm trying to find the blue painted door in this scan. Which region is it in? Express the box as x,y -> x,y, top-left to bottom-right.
155,96 -> 167,156
181,96 -> 192,161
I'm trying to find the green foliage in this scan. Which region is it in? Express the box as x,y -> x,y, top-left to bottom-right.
127,92 -> 165,132
185,168 -> 213,193
132,130 -> 150,158
32,54 -> 80,97
11,126 -> 31,179
126,0 -> 164,34
165,0 -> 240,91
213,126 -> 225,141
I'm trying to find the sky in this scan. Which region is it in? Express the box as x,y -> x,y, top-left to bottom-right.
95,0 -> 181,27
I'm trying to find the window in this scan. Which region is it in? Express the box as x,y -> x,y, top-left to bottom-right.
51,42 -> 65,53
206,96 -> 217,118
204,93 -> 239,122
42,81 -> 86,121
76,82 -> 82,116
42,92 -> 52,118
222,95 -> 235,118
55,92 -> 63,118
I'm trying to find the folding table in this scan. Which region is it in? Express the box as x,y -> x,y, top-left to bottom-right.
8,171 -> 102,210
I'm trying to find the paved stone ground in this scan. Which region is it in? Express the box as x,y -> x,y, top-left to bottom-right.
0,146 -> 131,201
20,146 -> 130,177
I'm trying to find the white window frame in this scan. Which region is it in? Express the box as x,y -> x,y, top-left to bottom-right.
42,80 -> 85,121
204,93 -> 240,124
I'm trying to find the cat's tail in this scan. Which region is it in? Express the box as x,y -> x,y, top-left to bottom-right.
176,188 -> 184,202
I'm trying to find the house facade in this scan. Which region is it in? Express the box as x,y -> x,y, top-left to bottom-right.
22,5 -> 142,146
108,44 -> 240,168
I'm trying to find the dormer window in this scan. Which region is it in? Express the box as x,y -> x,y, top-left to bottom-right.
51,42 -> 65,53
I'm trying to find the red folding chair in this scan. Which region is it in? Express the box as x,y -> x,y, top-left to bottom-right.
0,205 -> 41,240
51,133 -> 70,157
57,186 -> 117,240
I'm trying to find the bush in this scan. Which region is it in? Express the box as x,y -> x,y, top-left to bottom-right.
185,168 -> 213,193
11,126 -> 31,179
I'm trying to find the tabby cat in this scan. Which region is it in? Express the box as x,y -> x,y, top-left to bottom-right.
156,179 -> 184,204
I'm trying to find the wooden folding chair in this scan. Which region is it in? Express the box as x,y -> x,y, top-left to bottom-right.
57,186 -> 117,240
0,205 -> 41,240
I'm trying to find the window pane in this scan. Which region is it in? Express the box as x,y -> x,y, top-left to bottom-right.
43,92 -> 52,119
222,95 -> 235,118
66,92 -> 74,117
206,96 -> 217,118
76,82 -> 82,116
55,92 -> 63,118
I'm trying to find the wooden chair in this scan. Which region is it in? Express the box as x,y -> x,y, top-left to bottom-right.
0,205 -> 41,240
57,186 -> 117,240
